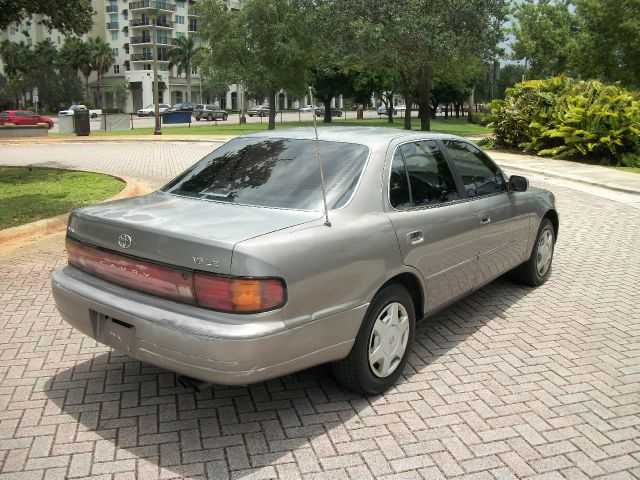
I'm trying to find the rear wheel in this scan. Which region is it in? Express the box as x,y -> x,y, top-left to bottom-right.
195,116 -> 201,121
332,284 -> 415,394
207,114 -> 213,121
511,218 -> 555,286
222,113 -> 228,121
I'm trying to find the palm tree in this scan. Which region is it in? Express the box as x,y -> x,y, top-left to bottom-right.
168,35 -> 200,102
60,37 -> 93,100
0,40 -> 32,107
91,38 -> 115,108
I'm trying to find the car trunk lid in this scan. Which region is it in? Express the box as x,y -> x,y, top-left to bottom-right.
67,192 -> 321,274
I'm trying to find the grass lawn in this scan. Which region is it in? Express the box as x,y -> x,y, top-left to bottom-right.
607,166 -> 640,174
0,167 -> 125,230
53,117 -> 491,138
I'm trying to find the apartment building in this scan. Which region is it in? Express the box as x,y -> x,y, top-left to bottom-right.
1,0 -> 251,112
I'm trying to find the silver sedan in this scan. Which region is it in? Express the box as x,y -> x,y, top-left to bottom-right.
51,128 -> 558,394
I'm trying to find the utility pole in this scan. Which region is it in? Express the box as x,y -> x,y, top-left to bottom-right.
151,9 -> 162,135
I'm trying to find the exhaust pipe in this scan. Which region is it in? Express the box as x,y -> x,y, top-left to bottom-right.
177,375 -> 212,393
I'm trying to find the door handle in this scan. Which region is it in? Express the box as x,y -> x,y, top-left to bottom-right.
407,230 -> 423,245
480,217 -> 491,224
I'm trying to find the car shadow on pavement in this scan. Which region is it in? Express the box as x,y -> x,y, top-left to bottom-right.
43,277 -> 531,478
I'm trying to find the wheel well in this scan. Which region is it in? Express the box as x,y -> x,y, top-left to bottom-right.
544,209 -> 559,238
382,273 -> 424,319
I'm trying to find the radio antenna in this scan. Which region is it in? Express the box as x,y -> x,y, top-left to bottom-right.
310,86 -> 331,227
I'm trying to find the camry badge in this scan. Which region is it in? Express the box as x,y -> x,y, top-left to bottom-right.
118,234 -> 133,249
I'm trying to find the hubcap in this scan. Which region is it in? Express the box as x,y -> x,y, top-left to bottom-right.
536,229 -> 554,276
368,302 -> 410,378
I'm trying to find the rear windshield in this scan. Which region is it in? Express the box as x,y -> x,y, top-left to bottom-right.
162,137 -> 369,210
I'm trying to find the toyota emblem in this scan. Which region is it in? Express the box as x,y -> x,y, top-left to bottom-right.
118,234 -> 133,249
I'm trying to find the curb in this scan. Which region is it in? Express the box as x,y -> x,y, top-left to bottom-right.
0,136 -> 233,145
0,176 -> 154,248
494,158 -> 640,197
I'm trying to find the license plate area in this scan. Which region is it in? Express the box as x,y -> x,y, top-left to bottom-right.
93,311 -> 136,353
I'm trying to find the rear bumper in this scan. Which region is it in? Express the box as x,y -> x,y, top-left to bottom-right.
51,266 -> 363,385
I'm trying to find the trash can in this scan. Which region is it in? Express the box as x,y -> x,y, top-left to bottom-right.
357,107 -> 364,120
74,109 -> 90,136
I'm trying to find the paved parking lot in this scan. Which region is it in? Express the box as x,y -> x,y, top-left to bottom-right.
0,142 -> 639,479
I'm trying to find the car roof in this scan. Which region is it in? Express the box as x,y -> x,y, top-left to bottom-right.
243,127 -> 463,149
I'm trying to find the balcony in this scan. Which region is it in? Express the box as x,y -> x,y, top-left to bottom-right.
106,4 -> 118,13
129,1 -> 177,12
130,36 -> 151,44
129,18 -> 174,28
130,53 -> 169,61
131,35 -> 174,45
106,22 -> 119,30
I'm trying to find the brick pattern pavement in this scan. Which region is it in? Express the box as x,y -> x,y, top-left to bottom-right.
0,157 -> 639,478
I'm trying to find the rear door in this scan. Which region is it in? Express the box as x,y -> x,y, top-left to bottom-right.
386,140 -> 479,312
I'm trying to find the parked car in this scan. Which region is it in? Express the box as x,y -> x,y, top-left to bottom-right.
0,110 -> 54,128
58,104 -> 102,118
314,107 -> 343,117
137,104 -> 171,117
166,102 -> 196,113
51,128 -> 558,394
377,105 -> 397,115
193,104 -> 229,121
299,105 -> 317,112
247,105 -> 272,117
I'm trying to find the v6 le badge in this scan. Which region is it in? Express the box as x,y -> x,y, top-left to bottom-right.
193,257 -> 220,268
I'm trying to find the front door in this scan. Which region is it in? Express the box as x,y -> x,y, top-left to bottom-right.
441,140 -> 524,284
386,140 -> 479,313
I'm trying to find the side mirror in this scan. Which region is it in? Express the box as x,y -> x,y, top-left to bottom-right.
509,175 -> 528,192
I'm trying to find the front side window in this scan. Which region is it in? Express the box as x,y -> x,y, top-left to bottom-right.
162,138 -> 369,210
443,140 -> 506,197
390,140 -> 459,209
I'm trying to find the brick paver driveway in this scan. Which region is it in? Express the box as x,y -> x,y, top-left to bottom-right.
0,142 -> 639,479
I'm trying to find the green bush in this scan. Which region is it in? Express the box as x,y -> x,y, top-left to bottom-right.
102,107 -> 122,114
487,77 -> 640,166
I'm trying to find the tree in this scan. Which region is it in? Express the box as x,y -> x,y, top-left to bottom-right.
197,0 -> 313,129
107,80 -> 129,112
573,0 -> 640,87
311,68 -> 352,123
345,0 -> 506,131
168,35 -> 201,102
509,0 -> 581,78
91,38 -> 115,108
59,37 -> 93,101
0,0 -> 94,35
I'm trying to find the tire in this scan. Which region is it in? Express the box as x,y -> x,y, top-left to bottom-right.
332,284 -> 416,394
222,113 -> 228,121
207,114 -> 213,121
195,116 -> 201,121
511,218 -> 555,286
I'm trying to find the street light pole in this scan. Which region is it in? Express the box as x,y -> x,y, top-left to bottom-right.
151,10 -> 162,135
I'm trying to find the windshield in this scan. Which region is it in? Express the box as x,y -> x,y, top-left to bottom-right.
162,137 -> 369,210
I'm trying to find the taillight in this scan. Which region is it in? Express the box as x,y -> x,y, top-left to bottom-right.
66,237 -> 196,304
66,238 -> 286,313
194,274 -> 285,313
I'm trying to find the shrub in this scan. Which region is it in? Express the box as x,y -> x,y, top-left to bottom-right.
487,77 -> 640,165
102,107 -> 121,114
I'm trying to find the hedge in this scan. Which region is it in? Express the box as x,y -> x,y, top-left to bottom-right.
487,76 -> 640,167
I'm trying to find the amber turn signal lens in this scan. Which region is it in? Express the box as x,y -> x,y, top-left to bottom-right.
194,274 -> 285,313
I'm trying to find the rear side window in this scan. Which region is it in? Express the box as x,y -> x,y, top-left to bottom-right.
390,140 -> 459,209
443,140 -> 506,197
162,138 -> 369,210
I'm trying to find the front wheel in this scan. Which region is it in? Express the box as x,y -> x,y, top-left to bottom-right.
207,114 -> 213,121
222,113 -> 228,121
332,284 -> 415,394
511,218 -> 555,286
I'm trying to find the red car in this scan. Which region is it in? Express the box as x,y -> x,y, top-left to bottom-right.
0,110 -> 54,129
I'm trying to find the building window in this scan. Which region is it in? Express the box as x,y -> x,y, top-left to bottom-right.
144,64 -> 151,71
188,19 -> 197,32
112,48 -> 119,56
176,31 -> 185,38
176,91 -> 183,103
176,0 -> 185,7
111,31 -> 119,40
114,64 -> 120,74
176,15 -> 185,24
